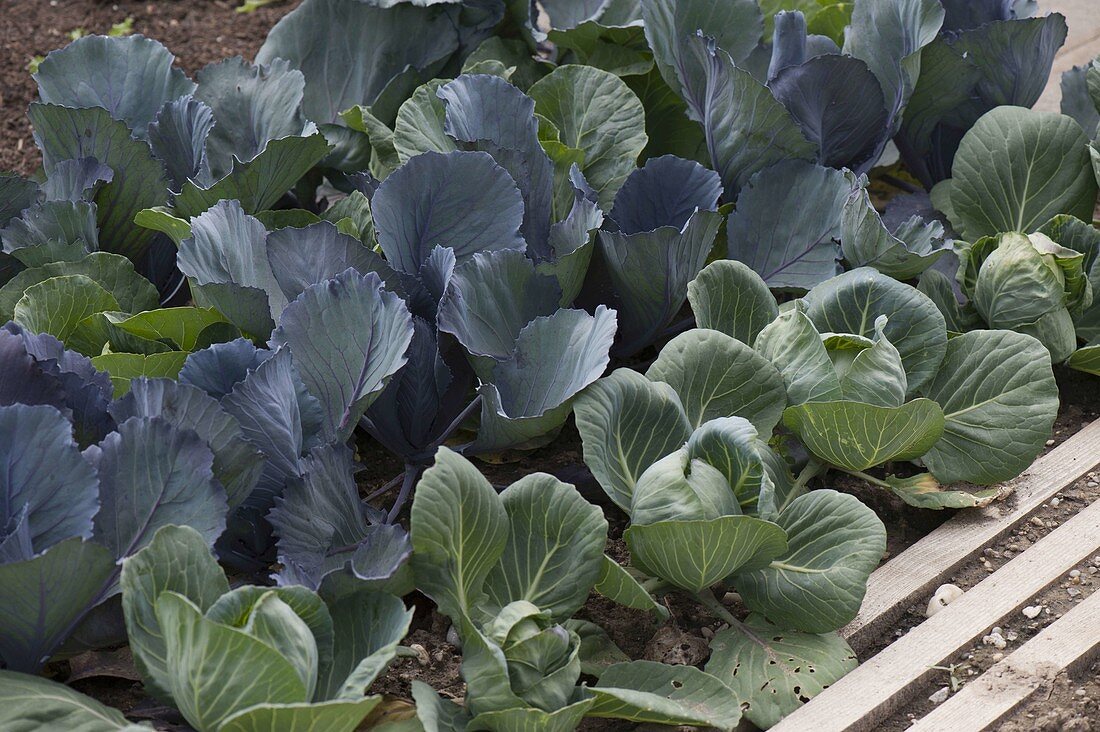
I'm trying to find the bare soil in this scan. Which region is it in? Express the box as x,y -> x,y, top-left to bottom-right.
0,0 -> 300,176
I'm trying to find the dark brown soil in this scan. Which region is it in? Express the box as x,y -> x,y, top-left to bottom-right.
0,0 -> 300,176
370,603 -> 466,704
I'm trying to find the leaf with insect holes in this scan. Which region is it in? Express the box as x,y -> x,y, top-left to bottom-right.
587,660 -> 743,731
706,613 -> 857,729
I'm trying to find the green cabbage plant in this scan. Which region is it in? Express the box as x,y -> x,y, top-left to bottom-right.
574,341 -> 884,725
916,101 -> 1100,378
572,261 -> 1061,724
407,447 -> 745,731
118,525 -> 412,732
958,230 -> 1091,362
579,263 -> 1059,511
921,218 -> 1100,379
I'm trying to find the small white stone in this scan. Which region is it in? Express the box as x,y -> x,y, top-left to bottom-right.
1045,439 -> 1056,447
1069,569 -> 1081,579
928,687 -> 951,704
1068,587 -> 1082,598
1022,605 -> 1043,619
925,584 -> 965,617
1076,689 -> 1088,697
1050,497 -> 1061,507
409,643 -> 430,666
446,624 -> 461,646
991,652 -> 1004,662
991,626 -> 1002,636
982,632 -> 1007,650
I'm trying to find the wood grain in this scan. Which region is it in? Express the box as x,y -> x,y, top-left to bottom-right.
770,496 -> 1100,732
909,589 -> 1100,731
842,419 -> 1100,654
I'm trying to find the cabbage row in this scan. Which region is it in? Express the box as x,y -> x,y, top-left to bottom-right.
0,0 -> 1092,729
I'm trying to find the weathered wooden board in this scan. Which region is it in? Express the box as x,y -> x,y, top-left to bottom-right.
770,496 -> 1100,732
1036,0 -> 1100,113
842,419 -> 1100,654
909,589 -> 1100,731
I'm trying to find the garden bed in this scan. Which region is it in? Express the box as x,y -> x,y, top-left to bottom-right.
2,1 -> 1100,730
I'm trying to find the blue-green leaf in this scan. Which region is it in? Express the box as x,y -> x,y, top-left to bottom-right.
272,269 -> 413,443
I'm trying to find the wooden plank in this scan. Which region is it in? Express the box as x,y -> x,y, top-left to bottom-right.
910,590 -> 1100,732
1037,40 -> 1100,114
770,496 -> 1100,732
841,419 -> 1100,655
1034,0 -> 1100,112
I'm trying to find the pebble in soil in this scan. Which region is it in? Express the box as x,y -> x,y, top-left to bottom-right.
877,475 -> 1100,730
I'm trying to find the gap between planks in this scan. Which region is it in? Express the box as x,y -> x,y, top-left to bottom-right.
842,419 -> 1100,655
909,589 -> 1100,732
770,492 -> 1100,732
